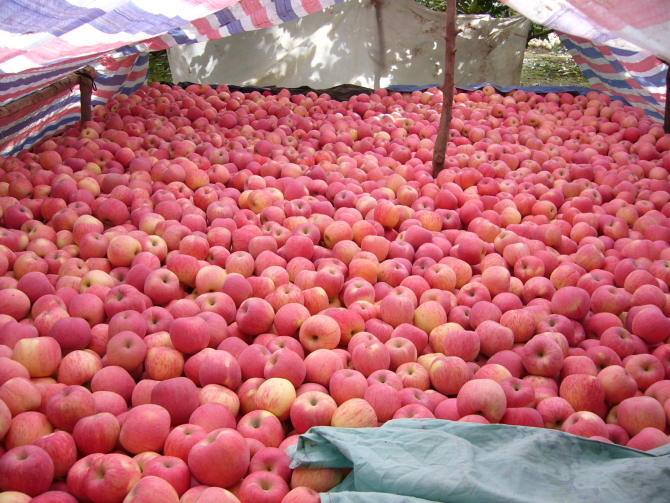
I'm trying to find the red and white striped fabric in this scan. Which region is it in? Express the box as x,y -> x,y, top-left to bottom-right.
1,0 -> 668,154
0,1 -> 240,75
501,0 -> 668,124
0,0 -> 341,154
500,0 -> 670,62
560,34 -> 667,122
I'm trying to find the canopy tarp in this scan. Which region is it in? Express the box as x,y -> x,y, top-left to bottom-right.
167,0 -> 531,90
560,34 -> 666,122
499,0 -> 670,61
289,419 -> 670,503
0,0 -> 341,155
499,0 -> 668,122
0,0 -> 668,155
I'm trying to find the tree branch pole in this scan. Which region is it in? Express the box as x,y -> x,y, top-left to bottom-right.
433,0 -> 457,175
77,68 -> 97,126
0,66 -> 96,125
373,0 -> 385,90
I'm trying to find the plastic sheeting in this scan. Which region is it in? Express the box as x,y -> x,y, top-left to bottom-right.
0,51 -> 149,157
168,0 -> 531,89
560,34 -> 667,122
500,0 -> 670,62
0,0 -> 341,155
1,0 -> 668,155
289,420 -> 670,503
498,1 -> 668,123
0,0 -> 342,75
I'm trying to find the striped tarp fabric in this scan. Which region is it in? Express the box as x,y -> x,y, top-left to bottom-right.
0,51 -> 149,156
500,0 -> 668,123
0,0 -> 341,155
2,0 -> 667,155
0,1 -> 242,74
500,0 -> 670,62
560,34 -> 667,123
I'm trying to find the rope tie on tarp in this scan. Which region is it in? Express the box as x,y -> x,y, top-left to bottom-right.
74,70 -> 97,91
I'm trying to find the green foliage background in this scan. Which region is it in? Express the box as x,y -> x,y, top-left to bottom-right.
416,0 -> 512,16
415,0 -> 549,40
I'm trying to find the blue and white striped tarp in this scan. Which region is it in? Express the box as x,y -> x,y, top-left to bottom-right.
0,0 -> 342,155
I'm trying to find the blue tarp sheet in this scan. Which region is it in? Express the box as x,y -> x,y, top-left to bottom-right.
289,420 -> 670,503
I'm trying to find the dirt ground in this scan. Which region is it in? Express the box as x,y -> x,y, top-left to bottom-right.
520,46 -> 589,87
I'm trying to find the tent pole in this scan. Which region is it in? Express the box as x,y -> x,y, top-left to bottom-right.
0,66 -> 96,124
78,68 -> 97,126
373,0 -> 385,90
665,62 -> 670,134
433,0 -> 457,176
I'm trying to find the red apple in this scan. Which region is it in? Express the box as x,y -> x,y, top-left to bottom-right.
501,407 -> 544,428
73,412 -> 120,454
45,385 -> 95,432
237,409 -> 284,447
456,379 -> 507,422
188,428 -> 249,488
331,398 -> 378,428
122,475 -> 180,503
617,396 -> 666,436
83,453 -> 141,503
11,336 -> 61,378
142,456 -> 190,496
290,391 -> 337,434
625,353 -> 664,390
298,314 -> 341,352
163,423 -> 207,462
119,404 -> 171,454
429,356 -> 470,396
551,286 -> 591,320
32,430 -> 77,479
559,374 -> 607,417
521,335 -> 564,377
500,377 -> 535,408
255,378 -> 296,421
0,445 -> 54,496
150,376 -> 200,426
626,427 -> 670,451
597,365 -> 638,404
562,411 -> 609,438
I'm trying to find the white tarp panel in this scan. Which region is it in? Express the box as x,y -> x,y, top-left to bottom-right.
167,0 -> 530,89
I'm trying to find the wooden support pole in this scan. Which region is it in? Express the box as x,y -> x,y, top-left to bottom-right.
77,67 -> 96,126
373,0 -> 385,90
433,0 -> 457,176
0,66 -> 96,125
665,63 -> 670,134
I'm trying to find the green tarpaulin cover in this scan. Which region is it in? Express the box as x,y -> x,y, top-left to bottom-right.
289,419 -> 670,503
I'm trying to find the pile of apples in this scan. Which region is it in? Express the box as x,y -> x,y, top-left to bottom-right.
0,81 -> 670,503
